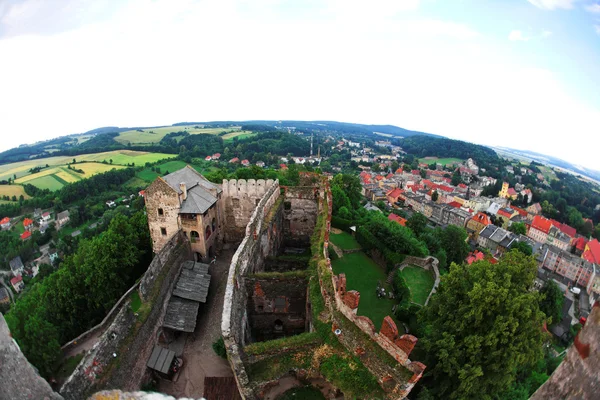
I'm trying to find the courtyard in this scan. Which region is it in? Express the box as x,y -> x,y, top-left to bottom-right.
399,266 -> 435,306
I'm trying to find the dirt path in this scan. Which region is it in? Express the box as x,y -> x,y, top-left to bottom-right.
159,248 -> 235,398
61,329 -> 103,360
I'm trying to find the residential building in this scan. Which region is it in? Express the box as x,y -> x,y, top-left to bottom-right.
10,276 -> 24,293
526,203 -> 543,215
145,166 -> 223,260
41,212 -> 51,222
9,256 -> 24,277
572,237 -> 588,256
540,244 -> 594,287
477,225 -> 521,257
229,157 -> 239,164
499,182 -> 509,198
56,210 -> 70,228
0,217 -> 10,230
467,212 -> 491,239
528,215 -> 552,244
255,161 -> 265,168
20,231 -> 31,241
0,287 -> 9,305
33,208 -> 42,218
205,156 -> 212,161
386,188 -> 404,205
49,249 -> 59,264
547,226 -> 571,252
212,153 -> 221,160
241,159 -> 250,167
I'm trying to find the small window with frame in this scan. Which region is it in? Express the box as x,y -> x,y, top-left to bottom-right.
160,227 -> 167,236
158,208 -> 164,216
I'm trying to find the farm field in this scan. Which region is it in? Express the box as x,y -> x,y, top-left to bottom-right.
222,131 -> 256,141
0,150 -> 174,182
418,157 -> 462,166
399,266 -> 434,306
135,160 -> 219,185
332,252 -> 403,331
15,163 -> 126,191
0,185 -> 31,200
114,125 -> 243,144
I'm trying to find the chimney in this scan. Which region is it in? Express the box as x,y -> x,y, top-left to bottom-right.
180,182 -> 187,200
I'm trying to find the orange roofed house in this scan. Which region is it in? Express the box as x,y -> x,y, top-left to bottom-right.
528,215 -> 553,244
22,218 -> 34,231
386,188 -> 404,205
466,212 -> 491,240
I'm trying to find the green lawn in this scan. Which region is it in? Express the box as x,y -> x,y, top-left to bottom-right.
329,231 -> 361,250
400,266 -> 434,306
156,160 -> 188,173
332,252 -> 403,330
223,131 -> 256,142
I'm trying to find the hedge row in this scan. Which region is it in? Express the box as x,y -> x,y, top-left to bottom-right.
355,226 -> 404,271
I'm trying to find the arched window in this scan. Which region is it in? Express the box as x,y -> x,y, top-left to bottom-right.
190,230 -> 200,243
205,225 -> 212,240
212,217 -> 216,233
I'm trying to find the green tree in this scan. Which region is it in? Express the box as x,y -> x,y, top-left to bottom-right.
510,241 -> 533,256
407,213 -> 429,237
372,163 -> 381,173
420,169 -> 427,178
332,174 -> 362,210
391,161 -> 399,171
508,222 -> 527,235
431,190 -> 439,202
419,251 -> 546,399
440,225 -> 469,265
451,170 -> 462,186
539,280 -> 564,326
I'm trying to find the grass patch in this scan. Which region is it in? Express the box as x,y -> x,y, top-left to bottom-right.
247,351 -> 313,382
244,332 -> 321,356
248,270 -> 310,280
129,291 -> 142,313
332,252 -> 402,330
21,174 -> 64,191
156,160 -> 188,173
55,353 -> 84,379
276,386 -> 326,400
329,231 -> 361,251
223,131 -> 255,141
399,266 -> 434,306
136,169 -> 160,183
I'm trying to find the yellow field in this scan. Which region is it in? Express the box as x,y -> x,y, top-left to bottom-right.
54,170 -> 80,183
0,185 -> 31,200
115,125 -> 242,144
0,150 -> 174,181
16,163 -> 125,185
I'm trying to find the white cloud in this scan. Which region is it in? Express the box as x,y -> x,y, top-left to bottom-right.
542,30 -> 553,37
509,30 -> 530,41
527,0 -> 577,10
585,3 -> 600,13
0,0 -> 599,170
595,24 -> 600,34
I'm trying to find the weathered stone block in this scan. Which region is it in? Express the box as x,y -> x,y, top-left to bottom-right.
337,273 -> 347,295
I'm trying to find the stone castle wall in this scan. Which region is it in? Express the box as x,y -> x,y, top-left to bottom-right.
145,177 -> 182,253
282,186 -> 320,247
222,179 -> 277,243
60,232 -> 191,400
221,179 -> 283,399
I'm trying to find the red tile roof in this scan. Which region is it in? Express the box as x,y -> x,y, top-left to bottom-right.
229,157 -> 239,163
458,183 -> 467,189
212,153 -> 221,158
205,156 -> 212,161
448,201 -> 462,208
434,184 -> 454,193
531,215 -> 552,234
509,205 -> 528,217
471,212 -> 491,226
0,217 -> 9,225
388,213 -> 407,226
558,223 -> 576,238
375,175 -> 385,181
11,276 -> 22,285
573,237 -> 588,251
386,173 -> 394,179
138,190 -> 145,197
387,188 -> 403,199
20,231 -> 31,240
42,212 -> 50,217
279,164 -> 288,170
241,159 -> 250,165
583,239 -> 600,264
23,218 -> 33,227
422,179 -> 433,188
497,209 -> 514,219
411,170 -> 420,175
395,168 -> 403,174
507,188 -> 518,196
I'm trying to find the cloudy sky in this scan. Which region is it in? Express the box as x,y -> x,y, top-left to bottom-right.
1,0 -> 599,169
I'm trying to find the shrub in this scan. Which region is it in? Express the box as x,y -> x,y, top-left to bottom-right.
394,301 -> 421,321
212,337 -> 227,359
331,215 -> 355,233
393,271 -> 410,302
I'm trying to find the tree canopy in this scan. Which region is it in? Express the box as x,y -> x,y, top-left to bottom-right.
418,250 -> 546,399
538,280 -> 564,326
